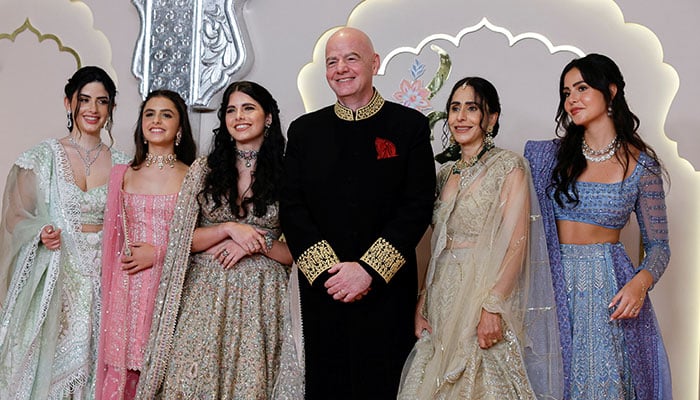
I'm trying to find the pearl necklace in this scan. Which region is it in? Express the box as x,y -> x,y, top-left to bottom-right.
145,153 -> 177,169
236,148 -> 259,168
68,135 -> 104,176
581,135 -> 619,163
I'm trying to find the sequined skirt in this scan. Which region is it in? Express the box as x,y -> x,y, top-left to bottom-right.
161,253 -> 289,400
398,248 -> 535,400
560,242 -> 635,400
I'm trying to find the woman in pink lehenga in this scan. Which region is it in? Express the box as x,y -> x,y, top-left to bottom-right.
96,90 -> 196,399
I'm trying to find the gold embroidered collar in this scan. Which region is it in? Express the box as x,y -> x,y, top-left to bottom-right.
334,90 -> 385,121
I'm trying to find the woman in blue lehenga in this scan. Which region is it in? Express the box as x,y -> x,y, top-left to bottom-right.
525,53 -> 672,400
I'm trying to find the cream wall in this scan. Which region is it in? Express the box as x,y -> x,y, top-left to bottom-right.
1,0 -> 698,397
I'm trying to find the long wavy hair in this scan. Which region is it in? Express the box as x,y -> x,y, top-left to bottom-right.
552,53 -> 663,206
201,81 -> 285,218
131,89 -> 197,169
64,66 -> 117,146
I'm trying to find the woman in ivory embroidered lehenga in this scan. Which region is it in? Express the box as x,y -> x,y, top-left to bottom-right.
96,90 -> 197,399
398,77 -> 562,399
0,66 -> 129,399
525,53 -> 672,399
136,81 -> 304,399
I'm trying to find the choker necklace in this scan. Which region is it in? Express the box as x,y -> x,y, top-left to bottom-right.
68,135 -> 104,176
452,142 -> 494,174
236,148 -> 259,168
582,135 -> 619,163
145,153 -> 177,169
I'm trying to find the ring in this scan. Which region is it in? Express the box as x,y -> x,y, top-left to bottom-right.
491,339 -> 498,344
632,307 -> 639,313
221,249 -> 230,257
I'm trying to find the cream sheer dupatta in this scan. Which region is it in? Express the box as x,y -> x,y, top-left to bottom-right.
398,149 -> 562,399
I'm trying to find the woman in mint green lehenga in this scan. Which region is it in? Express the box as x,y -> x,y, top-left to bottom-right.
0,66 -> 128,399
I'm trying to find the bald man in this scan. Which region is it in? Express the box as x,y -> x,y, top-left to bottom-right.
280,27 -> 436,399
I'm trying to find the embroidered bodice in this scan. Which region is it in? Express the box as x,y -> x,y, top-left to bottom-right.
434,149 -> 524,248
123,191 -> 178,244
199,195 -> 282,239
551,152 -> 659,230
67,184 -> 108,225
531,143 -> 669,284
119,190 -> 177,367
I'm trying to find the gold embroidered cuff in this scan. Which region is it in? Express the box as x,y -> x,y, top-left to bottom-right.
360,237 -> 406,283
297,240 -> 339,284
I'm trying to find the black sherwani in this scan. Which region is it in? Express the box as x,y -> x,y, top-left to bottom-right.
280,92 -> 436,399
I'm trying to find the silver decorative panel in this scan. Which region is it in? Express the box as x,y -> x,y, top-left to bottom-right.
132,0 -> 253,110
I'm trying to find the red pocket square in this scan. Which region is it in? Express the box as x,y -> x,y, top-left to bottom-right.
375,137 -> 397,159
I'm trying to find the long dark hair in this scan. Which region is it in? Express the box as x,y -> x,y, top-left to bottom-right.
552,53 -> 662,206
64,66 -> 117,146
132,89 -> 197,168
201,81 -> 285,218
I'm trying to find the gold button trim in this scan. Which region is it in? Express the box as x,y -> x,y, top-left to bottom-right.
334,90 -> 385,121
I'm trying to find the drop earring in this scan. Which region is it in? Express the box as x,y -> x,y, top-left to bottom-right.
175,131 -> 182,146
607,103 -> 613,117
104,116 -> 113,132
484,127 -> 495,148
66,111 -> 73,130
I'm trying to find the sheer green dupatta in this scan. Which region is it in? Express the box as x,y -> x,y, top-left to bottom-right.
135,158 -> 206,399
0,143 -> 64,399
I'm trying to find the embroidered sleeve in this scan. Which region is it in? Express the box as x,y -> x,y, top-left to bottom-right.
296,240 -> 340,284
360,237 -> 406,283
482,291 -> 506,314
634,156 -> 670,288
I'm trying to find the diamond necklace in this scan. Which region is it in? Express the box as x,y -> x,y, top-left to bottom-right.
235,148 -> 259,168
582,135 -> 619,163
68,135 -> 104,176
145,153 -> 177,169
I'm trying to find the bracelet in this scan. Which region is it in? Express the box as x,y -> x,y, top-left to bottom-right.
640,281 -> 648,302
264,232 -> 274,251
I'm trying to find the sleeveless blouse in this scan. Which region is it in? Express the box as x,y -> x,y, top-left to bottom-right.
102,190 -> 178,369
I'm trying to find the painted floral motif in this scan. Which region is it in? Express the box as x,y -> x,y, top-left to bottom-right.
393,79 -> 432,112
391,48 -> 453,156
